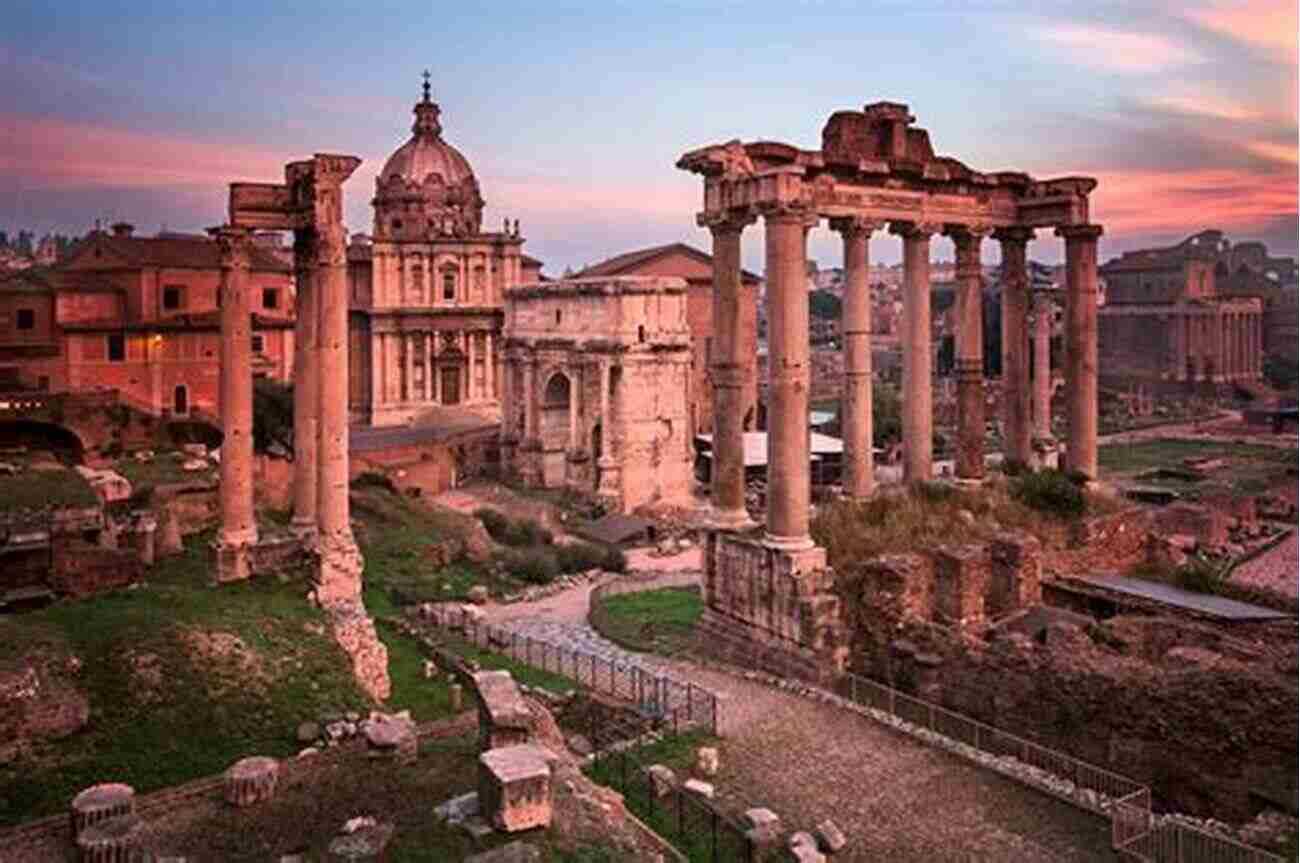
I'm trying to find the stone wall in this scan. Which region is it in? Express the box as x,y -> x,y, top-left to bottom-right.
1154,502 -> 1229,548
47,542 -> 144,597
905,616 -> 1298,821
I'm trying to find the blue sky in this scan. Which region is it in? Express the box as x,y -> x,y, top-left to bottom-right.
3,0 -> 1296,272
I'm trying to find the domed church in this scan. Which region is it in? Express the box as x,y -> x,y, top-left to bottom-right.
347,74 -> 542,426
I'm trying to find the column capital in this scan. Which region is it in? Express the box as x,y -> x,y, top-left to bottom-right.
889,220 -> 940,239
209,225 -> 253,268
992,225 -> 1035,245
1055,223 -> 1104,241
698,211 -> 757,235
828,215 -> 885,237
944,223 -> 994,243
757,201 -> 818,224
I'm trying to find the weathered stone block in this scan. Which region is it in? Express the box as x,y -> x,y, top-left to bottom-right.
695,745 -> 719,776
987,532 -> 1042,615
478,744 -> 553,832
814,818 -> 847,853
223,756 -> 279,807
644,764 -> 676,798
786,831 -> 826,863
473,671 -> 533,752
75,813 -> 143,863
69,783 -> 134,839
932,544 -> 989,629
683,778 -> 714,798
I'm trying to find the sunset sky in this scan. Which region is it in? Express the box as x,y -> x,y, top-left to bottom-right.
3,0 -> 1296,273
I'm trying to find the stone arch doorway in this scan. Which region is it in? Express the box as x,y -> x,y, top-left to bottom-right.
540,372 -> 571,486
0,419 -> 85,465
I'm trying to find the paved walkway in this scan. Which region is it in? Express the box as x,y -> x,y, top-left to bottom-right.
1231,532 -> 1299,599
473,578 -> 1113,861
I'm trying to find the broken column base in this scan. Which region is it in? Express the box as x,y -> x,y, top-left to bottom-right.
213,537 -> 255,584
327,602 -> 391,703
478,744 -> 554,832
697,532 -> 847,688
315,529 -> 364,605
1030,437 -> 1059,470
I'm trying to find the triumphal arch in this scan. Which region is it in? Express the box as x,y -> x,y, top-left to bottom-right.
678,102 -> 1102,678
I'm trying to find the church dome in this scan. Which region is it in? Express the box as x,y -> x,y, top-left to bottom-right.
373,75 -> 485,241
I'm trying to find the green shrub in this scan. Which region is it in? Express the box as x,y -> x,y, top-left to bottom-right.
913,480 -> 957,504
350,471 -> 396,494
474,507 -> 510,542
555,542 -> 608,574
1009,469 -> 1086,518
602,545 -> 628,573
1001,459 -> 1031,477
501,548 -> 559,584
1177,559 -> 1224,595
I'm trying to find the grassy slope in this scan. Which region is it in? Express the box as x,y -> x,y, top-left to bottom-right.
1098,439 -> 1298,496
0,468 -> 97,513
591,588 -> 704,657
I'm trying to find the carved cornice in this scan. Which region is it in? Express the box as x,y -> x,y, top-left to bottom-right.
756,200 -> 817,223
992,226 -> 1036,245
697,211 -> 757,235
828,215 -> 885,237
1055,223 -> 1104,241
209,225 -> 253,269
888,220 -> 940,239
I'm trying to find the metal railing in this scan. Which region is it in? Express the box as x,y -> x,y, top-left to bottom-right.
418,605 -> 720,735
841,671 -> 1283,863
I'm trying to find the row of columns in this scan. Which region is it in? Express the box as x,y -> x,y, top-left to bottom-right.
215,222 -> 360,599
371,330 -> 497,405
706,211 -> 1103,549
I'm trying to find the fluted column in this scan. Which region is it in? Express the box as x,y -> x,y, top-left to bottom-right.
762,205 -> 816,549
830,216 -> 880,499
213,225 -> 257,582
290,229 -> 319,539
486,332 -> 496,400
892,221 -> 939,483
1057,224 -> 1103,480
995,227 -> 1034,466
703,213 -> 757,528
950,225 -> 990,480
1031,289 -> 1054,442
316,214 -> 363,605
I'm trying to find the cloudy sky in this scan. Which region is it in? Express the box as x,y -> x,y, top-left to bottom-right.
3,0 -> 1296,272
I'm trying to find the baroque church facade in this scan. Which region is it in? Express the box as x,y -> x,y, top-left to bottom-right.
347,79 -> 541,426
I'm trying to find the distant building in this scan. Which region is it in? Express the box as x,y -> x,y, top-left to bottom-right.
1099,231 -> 1269,389
0,222 -> 294,416
573,242 -> 762,436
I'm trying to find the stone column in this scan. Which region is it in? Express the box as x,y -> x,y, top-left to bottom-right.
830,216 -> 880,499
1031,290 -> 1054,442
423,334 -> 433,401
1057,224 -> 1103,480
567,366 -> 578,451
315,218 -> 363,605
995,227 -> 1034,466
1174,307 -> 1188,381
404,334 -> 415,402
892,221 -> 939,483
467,331 -> 477,402
950,226 -> 990,481
597,360 -> 612,462
703,213 -> 756,528
212,225 -> 257,582
522,359 -> 535,442
486,332 -> 496,400
762,205 -> 816,549
290,229 -> 319,539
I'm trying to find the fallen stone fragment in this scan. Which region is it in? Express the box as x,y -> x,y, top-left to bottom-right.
814,818 -> 847,853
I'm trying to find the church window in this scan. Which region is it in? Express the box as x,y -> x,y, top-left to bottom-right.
108,332 -> 126,362
262,288 -> 279,309
163,285 -> 184,310
16,309 -> 34,330
251,334 -> 265,353
392,219 -> 403,231
443,272 -> 456,301
555,309 -> 562,325
638,325 -> 646,343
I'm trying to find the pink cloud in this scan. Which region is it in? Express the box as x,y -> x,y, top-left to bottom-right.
1090,167 -> 1298,235
1032,25 -> 1202,73
0,113 -> 291,190
1186,0 -> 1298,63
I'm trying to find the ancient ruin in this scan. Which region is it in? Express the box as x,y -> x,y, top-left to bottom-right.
678,102 -> 1103,677
216,153 -> 390,700
501,276 -> 694,513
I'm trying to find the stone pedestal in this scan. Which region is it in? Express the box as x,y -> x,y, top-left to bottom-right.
932,545 -> 990,630
70,783 -> 135,839
478,745 -> 553,832
76,814 -> 143,863
473,670 -> 533,752
223,756 -> 280,807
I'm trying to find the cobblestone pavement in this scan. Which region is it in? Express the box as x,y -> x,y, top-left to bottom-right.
1231,532 -> 1299,599
480,581 -> 1113,861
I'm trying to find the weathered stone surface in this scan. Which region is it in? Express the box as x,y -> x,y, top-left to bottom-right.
361,711 -> 417,763
682,778 -> 714,799
328,603 -> 391,703
467,585 -> 490,605
296,721 -> 320,743
814,819 -> 847,853
327,818 -> 394,862
786,831 -> 826,863
473,670 -> 532,752
76,813 -> 144,863
465,841 -> 542,863
223,756 -> 279,807
695,745 -> 719,776
644,764 -> 676,798
70,782 -> 135,839
478,744 -> 553,832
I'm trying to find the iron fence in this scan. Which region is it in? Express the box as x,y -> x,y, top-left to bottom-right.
842,671 -> 1284,863
419,605 -> 720,735
588,709 -> 757,863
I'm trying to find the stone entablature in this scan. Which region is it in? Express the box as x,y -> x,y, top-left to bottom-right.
501,276 -> 693,513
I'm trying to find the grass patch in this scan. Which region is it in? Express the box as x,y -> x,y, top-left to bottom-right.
112,453 -> 214,488
0,467 -> 97,513
590,588 -> 704,657
1099,438 -> 1298,497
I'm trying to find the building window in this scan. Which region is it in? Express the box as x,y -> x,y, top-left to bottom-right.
16,309 -> 35,330
251,334 -> 265,353
108,332 -> 126,362
443,272 -> 456,301
262,288 -> 278,309
163,285 -> 183,310
555,309 -> 562,325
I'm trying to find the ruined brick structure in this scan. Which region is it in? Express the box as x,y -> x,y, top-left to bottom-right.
501,276 -> 694,513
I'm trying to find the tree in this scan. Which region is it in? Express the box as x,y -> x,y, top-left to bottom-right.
808,290 -> 842,321
252,378 -> 295,455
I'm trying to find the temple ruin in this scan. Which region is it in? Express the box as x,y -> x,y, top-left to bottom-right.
677,102 -> 1102,677
212,153 -> 390,701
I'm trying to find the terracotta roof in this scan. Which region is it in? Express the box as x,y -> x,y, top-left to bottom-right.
69,231 -> 291,273
574,242 -> 761,284
0,267 -> 122,295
